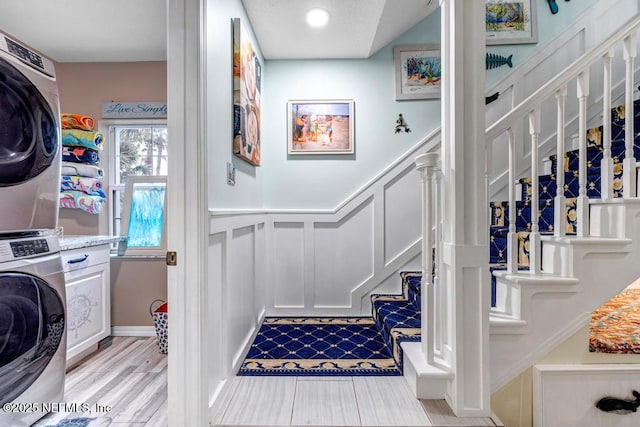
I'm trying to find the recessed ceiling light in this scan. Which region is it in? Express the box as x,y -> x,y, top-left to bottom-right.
306,8 -> 330,28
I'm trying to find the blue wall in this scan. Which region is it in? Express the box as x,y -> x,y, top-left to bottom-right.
261,12 -> 441,209
208,1 -> 602,210
486,0 -> 598,85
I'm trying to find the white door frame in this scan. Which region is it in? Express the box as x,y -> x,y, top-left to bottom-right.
167,0 -> 209,425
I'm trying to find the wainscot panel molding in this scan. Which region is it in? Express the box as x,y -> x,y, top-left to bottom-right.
208,130 -> 439,379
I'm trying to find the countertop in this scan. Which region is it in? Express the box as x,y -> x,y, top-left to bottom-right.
59,235 -> 127,251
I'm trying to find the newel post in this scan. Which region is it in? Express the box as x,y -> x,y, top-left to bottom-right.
415,152 -> 439,365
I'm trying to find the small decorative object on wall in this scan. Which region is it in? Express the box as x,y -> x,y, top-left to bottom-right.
486,0 -> 537,45
233,18 -> 262,166
596,390 -> 640,414
287,100 -> 354,155
485,92 -> 500,105
486,53 -> 513,70
394,44 -> 441,100
395,114 -> 411,133
546,0 -> 559,14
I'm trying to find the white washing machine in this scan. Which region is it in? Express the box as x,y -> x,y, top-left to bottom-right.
0,233 -> 66,427
0,30 -> 61,233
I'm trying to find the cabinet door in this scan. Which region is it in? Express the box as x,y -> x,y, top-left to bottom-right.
65,262 -> 110,361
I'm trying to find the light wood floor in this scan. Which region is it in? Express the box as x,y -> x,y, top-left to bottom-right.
33,336 -> 167,427
33,336 -> 501,427
213,376 -> 502,427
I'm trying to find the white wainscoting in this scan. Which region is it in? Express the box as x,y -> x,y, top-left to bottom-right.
534,364 -> 640,427
208,213 -> 268,382
207,132 -> 438,385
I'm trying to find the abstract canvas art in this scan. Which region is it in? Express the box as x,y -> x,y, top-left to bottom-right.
233,18 -> 262,166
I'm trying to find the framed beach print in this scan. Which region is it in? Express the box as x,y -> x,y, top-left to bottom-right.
287,100 -> 354,155
485,0 -> 537,45
233,18 -> 262,166
394,44 -> 441,100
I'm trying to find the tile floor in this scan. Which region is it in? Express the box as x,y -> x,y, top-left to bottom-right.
31,336 -> 501,427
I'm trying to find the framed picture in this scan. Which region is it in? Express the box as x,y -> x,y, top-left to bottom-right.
485,0 -> 537,45
233,18 -> 262,166
394,44 -> 441,100
287,100 -> 355,155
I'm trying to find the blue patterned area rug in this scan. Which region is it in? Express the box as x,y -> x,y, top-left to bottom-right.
238,317 -> 401,376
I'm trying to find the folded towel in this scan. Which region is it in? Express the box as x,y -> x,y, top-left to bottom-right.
61,161 -> 104,178
59,191 -> 105,215
62,146 -> 100,164
60,175 -> 105,197
62,129 -> 103,150
61,113 -> 95,131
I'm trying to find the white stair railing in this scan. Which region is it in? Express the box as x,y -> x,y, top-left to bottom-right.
623,33 -> 638,198
601,51 -> 614,200
415,152 -> 441,366
486,13 -> 640,274
576,71 -> 590,238
554,87 -> 568,237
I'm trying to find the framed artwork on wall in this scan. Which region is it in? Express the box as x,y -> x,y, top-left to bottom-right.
233,18 -> 262,166
485,0 -> 537,45
287,100 -> 354,155
394,44 -> 441,100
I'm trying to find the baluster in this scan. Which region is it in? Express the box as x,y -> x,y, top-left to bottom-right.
623,34 -> 637,198
529,109 -> 542,274
555,87 -> 568,237
507,128 -> 518,273
601,51 -> 614,200
577,71 -> 590,237
414,152 -> 438,364
434,166 -> 443,358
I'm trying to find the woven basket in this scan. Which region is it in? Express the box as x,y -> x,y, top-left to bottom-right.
150,299 -> 168,354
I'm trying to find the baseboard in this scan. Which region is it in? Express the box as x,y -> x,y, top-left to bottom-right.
111,326 -> 156,337
231,308 -> 266,375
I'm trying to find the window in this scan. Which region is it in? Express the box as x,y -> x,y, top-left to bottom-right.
101,121 -> 168,253
118,176 -> 167,256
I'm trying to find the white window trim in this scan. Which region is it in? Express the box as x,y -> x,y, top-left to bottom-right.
97,118 -> 168,240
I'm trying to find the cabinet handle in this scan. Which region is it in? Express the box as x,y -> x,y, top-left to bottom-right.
67,254 -> 89,264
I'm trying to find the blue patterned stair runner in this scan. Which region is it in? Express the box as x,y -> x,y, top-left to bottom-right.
489,99 -> 640,306
371,271 -> 422,372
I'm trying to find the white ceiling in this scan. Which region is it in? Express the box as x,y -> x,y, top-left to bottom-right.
0,0 -> 167,62
242,0 -> 437,59
0,0 -> 435,63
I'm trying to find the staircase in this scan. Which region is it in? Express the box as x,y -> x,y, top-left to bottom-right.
371,271 -> 422,371
397,11 -> 640,418
489,99 -> 640,307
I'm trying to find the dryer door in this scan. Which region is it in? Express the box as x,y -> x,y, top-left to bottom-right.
0,272 -> 65,404
0,56 -> 58,187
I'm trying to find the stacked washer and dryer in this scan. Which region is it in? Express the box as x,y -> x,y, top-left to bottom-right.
0,30 -> 67,426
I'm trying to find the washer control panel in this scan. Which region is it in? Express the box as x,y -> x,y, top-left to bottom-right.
10,239 -> 50,258
0,235 -> 60,263
5,37 -> 44,70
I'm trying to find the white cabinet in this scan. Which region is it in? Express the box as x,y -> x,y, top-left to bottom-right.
61,244 -> 111,362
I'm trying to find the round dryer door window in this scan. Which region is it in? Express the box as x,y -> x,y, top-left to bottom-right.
0,56 -> 58,186
0,272 -> 65,405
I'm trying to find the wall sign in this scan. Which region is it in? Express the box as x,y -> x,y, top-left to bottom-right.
102,102 -> 167,119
